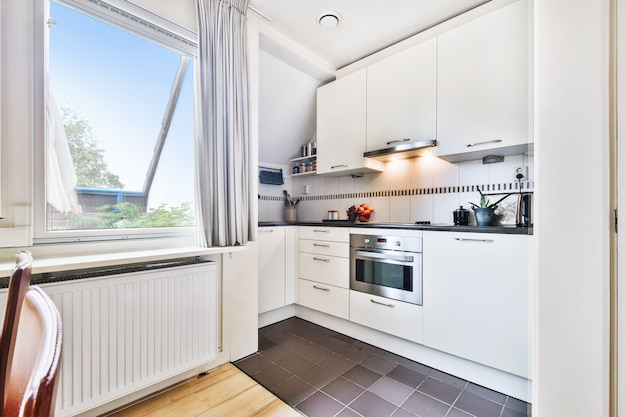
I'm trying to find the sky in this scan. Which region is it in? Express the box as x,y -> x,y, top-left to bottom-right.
48,1 -> 195,209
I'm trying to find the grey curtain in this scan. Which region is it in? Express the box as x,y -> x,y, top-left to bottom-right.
195,0 -> 251,247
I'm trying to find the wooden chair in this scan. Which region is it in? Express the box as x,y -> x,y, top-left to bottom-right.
0,251 -> 62,417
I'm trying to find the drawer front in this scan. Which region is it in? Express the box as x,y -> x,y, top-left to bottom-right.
349,290 -> 423,343
299,240 -> 349,257
299,279 -> 349,319
298,253 -> 349,288
299,226 -> 349,242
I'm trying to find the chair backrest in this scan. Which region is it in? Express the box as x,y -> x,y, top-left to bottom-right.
0,252 -> 63,417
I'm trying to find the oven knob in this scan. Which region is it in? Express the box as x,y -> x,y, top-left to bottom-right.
364,238 -> 370,244
395,241 -> 401,246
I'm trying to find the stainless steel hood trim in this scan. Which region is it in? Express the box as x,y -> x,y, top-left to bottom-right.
363,139 -> 437,161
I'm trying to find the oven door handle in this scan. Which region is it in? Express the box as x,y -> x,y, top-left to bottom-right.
355,250 -> 414,263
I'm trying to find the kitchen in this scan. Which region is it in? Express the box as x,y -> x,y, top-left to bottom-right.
0,0 -> 613,417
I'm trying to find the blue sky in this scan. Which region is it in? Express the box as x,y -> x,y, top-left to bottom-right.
49,1 -> 195,208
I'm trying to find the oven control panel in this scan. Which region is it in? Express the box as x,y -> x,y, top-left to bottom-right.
350,234 -> 422,253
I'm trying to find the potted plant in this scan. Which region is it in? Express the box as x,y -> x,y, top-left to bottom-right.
468,187 -> 511,226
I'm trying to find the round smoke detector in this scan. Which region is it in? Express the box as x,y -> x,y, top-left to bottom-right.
318,11 -> 341,29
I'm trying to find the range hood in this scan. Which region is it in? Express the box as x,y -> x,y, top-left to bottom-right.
363,139 -> 437,162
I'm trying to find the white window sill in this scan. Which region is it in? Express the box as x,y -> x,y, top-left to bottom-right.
0,245 -> 246,278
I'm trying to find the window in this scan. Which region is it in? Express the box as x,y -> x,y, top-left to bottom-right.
41,0 -> 196,239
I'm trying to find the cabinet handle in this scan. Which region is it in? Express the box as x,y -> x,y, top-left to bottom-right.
313,257 -> 330,262
313,243 -> 330,247
370,299 -> 395,308
258,229 -> 274,233
313,229 -> 330,233
331,164 -> 348,169
454,237 -> 494,243
386,138 -> 411,145
466,139 -> 502,148
313,285 -> 330,291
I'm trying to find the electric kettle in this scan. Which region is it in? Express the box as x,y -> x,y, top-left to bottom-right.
516,194 -> 532,227
453,206 -> 470,225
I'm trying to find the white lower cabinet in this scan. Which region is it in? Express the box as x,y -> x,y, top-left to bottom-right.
297,226 -> 349,319
350,290 -> 423,343
299,279 -> 349,320
258,226 -> 296,314
422,231 -> 530,378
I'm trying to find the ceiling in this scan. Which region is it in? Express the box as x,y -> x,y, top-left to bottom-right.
248,0 -> 489,70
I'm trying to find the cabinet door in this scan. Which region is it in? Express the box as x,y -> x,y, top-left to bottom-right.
299,279 -> 349,319
298,252 -> 349,288
258,227 -> 286,314
367,38 -> 437,152
316,69 -> 383,176
350,290 -> 423,343
422,231 -> 530,377
436,0 -> 529,160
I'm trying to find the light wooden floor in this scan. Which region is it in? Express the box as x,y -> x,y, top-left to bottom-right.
106,363 -> 302,417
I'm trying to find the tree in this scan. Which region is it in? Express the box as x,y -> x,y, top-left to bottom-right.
62,107 -> 124,189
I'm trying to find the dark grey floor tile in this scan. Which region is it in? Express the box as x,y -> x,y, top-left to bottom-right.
504,396 -> 531,414
445,407 -> 474,417
342,365 -> 382,388
279,353 -> 315,374
234,353 -> 273,375
319,353 -> 357,374
387,365 -> 428,388
360,354 -> 397,375
429,369 -> 468,390
464,382 -> 507,405
322,376 -> 366,405
338,341 -> 372,362
260,344 -> 293,363
336,407 -> 363,417
369,376 -> 414,405
296,391 -> 345,417
252,363 -> 293,389
299,364 -> 339,388
399,358 -> 434,375
502,407 -> 531,417
401,391 -> 450,417
258,335 -> 277,351
272,376 -> 317,406
454,391 -> 503,417
350,391 -> 397,417
299,343 -> 333,363
390,408 -> 418,417
316,335 -> 351,352
417,376 -> 462,405
281,335 -> 312,353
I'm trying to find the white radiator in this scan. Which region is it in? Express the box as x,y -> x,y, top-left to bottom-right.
37,261 -> 218,417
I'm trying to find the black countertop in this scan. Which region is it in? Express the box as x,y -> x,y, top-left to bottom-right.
258,221 -> 533,235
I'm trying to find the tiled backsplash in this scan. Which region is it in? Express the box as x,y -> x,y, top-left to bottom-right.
258,153 -> 534,225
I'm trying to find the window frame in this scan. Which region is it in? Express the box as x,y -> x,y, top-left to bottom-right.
33,0 -> 199,244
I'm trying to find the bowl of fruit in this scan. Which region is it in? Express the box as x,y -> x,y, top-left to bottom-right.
347,204 -> 374,222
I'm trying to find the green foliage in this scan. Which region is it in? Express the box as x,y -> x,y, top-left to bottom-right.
469,187 -> 511,210
62,107 -> 125,190
95,202 -> 194,229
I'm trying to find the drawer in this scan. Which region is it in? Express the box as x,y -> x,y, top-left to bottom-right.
349,290 -> 423,343
299,253 -> 349,288
298,279 -> 349,319
299,240 -> 349,257
299,226 -> 349,242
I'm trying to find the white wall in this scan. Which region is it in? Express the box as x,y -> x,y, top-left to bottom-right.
534,0 -> 611,416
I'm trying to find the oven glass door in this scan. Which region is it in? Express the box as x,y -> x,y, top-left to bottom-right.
351,249 -> 422,305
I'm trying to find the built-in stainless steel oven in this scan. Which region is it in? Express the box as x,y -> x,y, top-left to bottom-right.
350,234 -> 423,305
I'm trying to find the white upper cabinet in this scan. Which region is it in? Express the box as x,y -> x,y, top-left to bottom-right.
436,0 -> 530,161
316,69 -> 384,176
366,38 -> 437,152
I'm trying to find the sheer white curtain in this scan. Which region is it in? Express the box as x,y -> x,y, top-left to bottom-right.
195,0 -> 252,247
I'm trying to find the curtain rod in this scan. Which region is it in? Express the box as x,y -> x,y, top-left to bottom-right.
248,5 -> 272,22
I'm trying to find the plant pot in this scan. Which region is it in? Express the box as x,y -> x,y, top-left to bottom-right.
473,207 -> 499,226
